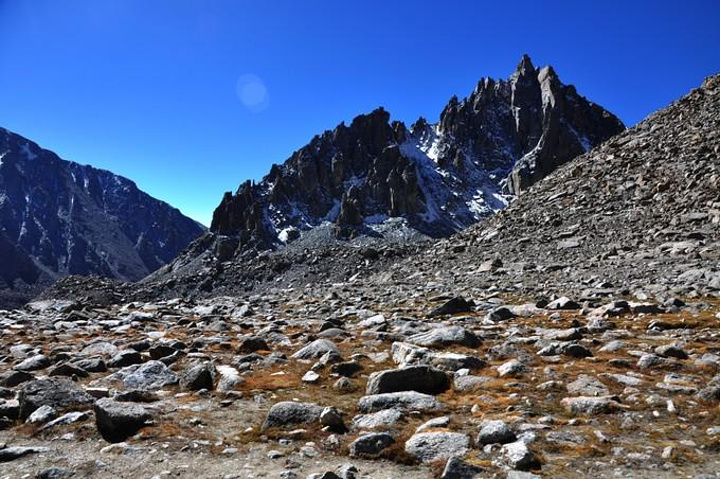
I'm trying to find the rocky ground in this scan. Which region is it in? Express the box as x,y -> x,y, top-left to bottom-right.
1,288 -> 719,478
4,71 -> 719,479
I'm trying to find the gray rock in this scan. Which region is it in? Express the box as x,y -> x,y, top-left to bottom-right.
416,416 -> 450,432
261,401 -> 323,430
18,378 -> 94,420
366,366 -> 449,395
407,326 -> 481,348
501,441 -> 541,471
441,456 -> 483,478
655,344 -> 688,359
566,375 -> 609,396
291,339 -> 340,359
333,377 -> 357,393
454,375 -> 492,392
348,432 -> 394,458
180,362 -> 216,391
351,409 -> 403,430
15,354 -> 50,372
320,406 -> 345,431
405,431 -> 470,463
0,445 -> 49,462
108,350 -> 143,368
486,306 -> 517,322
95,397 -> 152,442
40,411 -> 89,430
81,342 -> 119,357
358,391 -> 444,413
558,343 -> 593,358
48,362 -> 89,378
637,353 -> 675,370
36,467 -> 71,479
0,370 -> 34,388
561,396 -> 622,415
428,297 -> 474,317
477,419 -> 516,445
237,336 -> 269,353
546,297 -> 580,310
497,359 -> 526,378
26,405 -> 57,424
336,464 -> 359,479
122,360 -> 180,390
543,328 -> 582,341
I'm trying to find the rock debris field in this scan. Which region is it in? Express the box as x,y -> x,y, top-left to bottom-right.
0,290 -> 718,478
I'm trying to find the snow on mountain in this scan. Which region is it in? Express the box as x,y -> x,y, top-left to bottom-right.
0,127 -> 206,309
200,55 -> 624,263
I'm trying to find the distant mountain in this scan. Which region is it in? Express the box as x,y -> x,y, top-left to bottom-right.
209,55 -> 623,251
0,127 -> 205,308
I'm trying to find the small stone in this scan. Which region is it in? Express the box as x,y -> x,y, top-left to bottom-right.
302,371 -> 321,383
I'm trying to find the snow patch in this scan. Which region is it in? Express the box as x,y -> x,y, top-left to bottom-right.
21,143 -> 38,161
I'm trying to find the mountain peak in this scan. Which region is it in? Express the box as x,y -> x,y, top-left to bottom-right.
181,56 -> 624,266
514,53 -> 536,77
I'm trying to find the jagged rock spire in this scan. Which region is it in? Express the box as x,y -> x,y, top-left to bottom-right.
205,55 -> 624,255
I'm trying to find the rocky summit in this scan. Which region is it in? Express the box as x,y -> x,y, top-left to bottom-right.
176,55 -> 623,262
0,128 -> 205,309
0,73 -> 718,478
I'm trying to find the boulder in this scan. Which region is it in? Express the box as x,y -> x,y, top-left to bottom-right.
180,362 -> 216,391
358,391 -> 444,413
291,339 -> 340,359
561,396 -> 622,415
477,420 -> 516,445
405,431 -> 470,463
348,432 -> 395,458
365,366 -> 450,395
94,398 -> 152,442
501,441 -> 541,471
428,297 -> 474,317
18,378 -> 94,420
407,326 -> 481,348
122,361 -> 180,390
261,401 -> 323,430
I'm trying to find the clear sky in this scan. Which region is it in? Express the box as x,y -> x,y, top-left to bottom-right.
1,1 -> 718,226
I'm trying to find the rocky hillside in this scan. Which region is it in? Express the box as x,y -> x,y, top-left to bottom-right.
210,55 -> 623,252
389,73 -> 720,301
0,127 -> 205,309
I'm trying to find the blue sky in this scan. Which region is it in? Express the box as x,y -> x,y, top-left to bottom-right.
1,1 -> 718,226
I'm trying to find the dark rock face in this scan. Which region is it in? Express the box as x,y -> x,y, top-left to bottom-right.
0,127 -> 205,309
196,55 -> 622,259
